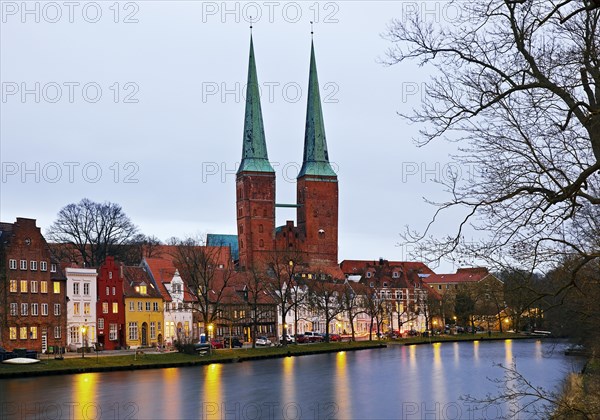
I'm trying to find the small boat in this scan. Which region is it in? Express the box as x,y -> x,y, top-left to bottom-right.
2,357 -> 41,365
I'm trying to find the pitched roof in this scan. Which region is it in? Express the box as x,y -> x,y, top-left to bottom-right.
340,259 -> 435,276
122,266 -> 162,299
423,267 -> 492,284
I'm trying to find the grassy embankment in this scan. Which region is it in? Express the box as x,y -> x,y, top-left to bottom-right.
0,341 -> 384,378
552,357 -> 600,419
384,331 -> 544,345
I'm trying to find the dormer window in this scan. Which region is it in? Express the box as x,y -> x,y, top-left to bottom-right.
366,272 -> 372,278
383,282 -> 388,288
392,272 -> 399,278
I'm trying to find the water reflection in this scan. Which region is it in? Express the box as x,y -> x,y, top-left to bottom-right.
73,373 -> 97,419
0,340 -> 580,420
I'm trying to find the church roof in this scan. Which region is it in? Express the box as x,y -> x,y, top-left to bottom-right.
237,35 -> 274,174
298,40 -> 336,179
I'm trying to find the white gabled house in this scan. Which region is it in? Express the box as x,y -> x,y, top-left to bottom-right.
65,266 -> 98,351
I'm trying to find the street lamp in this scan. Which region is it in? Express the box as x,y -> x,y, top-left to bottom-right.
81,326 -> 87,359
208,324 -> 213,340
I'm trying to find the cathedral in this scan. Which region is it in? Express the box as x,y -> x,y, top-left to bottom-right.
235,35 -> 339,271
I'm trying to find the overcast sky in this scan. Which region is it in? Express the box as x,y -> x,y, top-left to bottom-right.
1,1 -> 478,272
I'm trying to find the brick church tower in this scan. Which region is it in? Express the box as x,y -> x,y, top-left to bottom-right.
236,36 -> 338,271
236,35 -> 276,269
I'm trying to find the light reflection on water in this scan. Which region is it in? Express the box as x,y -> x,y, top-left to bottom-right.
0,339 -> 582,420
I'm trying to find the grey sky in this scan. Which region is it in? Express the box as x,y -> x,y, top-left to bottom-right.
1,1 -> 475,272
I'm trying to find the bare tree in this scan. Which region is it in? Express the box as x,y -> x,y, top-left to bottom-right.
306,274 -> 346,343
384,1 -> 600,271
47,198 -> 138,266
168,236 -> 235,336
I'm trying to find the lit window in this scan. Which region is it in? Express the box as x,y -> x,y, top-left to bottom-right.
112,287 -> 115,295
9,280 -> 17,292
40,261 -> 47,271
83,283 -> 90,296
84,302 -> 91,315
9,327 -> 17,340
30,261 -> 37,271
50,264 -> 57,273
103,302 -> 109,314
98,318 -> 104,330
73,283 -> 80,295
54,326 -> 61,339
128,322 -> 138,341
20,260 -> 27,270
31,281 -> 38,293
109,324 -> 117,340
20,327 -> 27,340
30,327 -> 37,339
74,302 -> 80,315
54,304 -> 61,315
109,271 -> 113,279
40,281 -> 48,293
41,304 -> 48,316
9,259 -> 17,270
10,303 -> 17,316
112,302 -> 118,313
139,285 -> 147,295
21,303 -> 28,316
31,303 -> 38,316
53,282 -> 60,294
20,280 -> 28,293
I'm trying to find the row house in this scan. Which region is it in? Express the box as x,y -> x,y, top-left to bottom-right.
65,266 -> 98,350
122,266 -> 164,348
143,257 -> 196,346
0,218 -> 67,353
96,256 -> 126,350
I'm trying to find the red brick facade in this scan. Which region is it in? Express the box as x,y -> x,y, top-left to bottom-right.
96,256 -> 126,350
0,218 -> 67,353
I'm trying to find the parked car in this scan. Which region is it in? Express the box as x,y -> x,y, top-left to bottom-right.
210,339 -> 224,349
295,334 -> 309,344
224,337 -> 244,348
256,336 -> 272,346
328,334 -> 342,342
280,334 -> 295,343
303,332 -> 323,343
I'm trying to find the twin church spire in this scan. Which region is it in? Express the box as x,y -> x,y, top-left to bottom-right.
238,35 -> 336,178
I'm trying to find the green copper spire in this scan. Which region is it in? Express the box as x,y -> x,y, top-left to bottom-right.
238,35 -> 274,174
298,40 -> 337,178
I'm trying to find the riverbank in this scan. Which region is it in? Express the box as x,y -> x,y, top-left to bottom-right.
0,341 -> 385,379
551,357 -> 600,419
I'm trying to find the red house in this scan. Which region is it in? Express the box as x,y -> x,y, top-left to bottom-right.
96,256 -> 126,350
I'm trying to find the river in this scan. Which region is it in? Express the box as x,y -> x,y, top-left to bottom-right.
0,339 -> 582,419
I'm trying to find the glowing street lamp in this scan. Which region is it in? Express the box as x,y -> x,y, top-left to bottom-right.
208,324 -> 214,339
80,326 -> 87,359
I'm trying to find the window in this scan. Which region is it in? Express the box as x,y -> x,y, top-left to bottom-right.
383,282 -> 388,288
158,321 -> 161,331
74,302 -> 80,315
20,327 -> 27,340
20,260 -> 27,270
128,322 -> 138,341
150,322 -> 156,339
366,272 -> 372,278
54,304 -> 61,315
54,326 -> 62,339
9,259 -> 17,270
10,303 -> 17,316
30,327 -> 37,339
30,281 -> 38,293
53,282 -> 60,293
106,286 -> 109,296
31,303 -> 38,316
112,302 -> 118,314
20,280 -> 28,293
369,282 -> 374,288
21,303 -> 28,316
438,285 -> 442,290
84,302 -> 91,315
138,302 -> 143,311
103,302 -> 109,314
70,326 -> 79,343
139,285 -> 147,295
153,302 -> 159,312
109,324 -> 117,341
50,264 -> 57,273
83,283 -> 90,296
129,301 -> 134,311
9,327 -> 17,340
41,303 -> 48,316
9,280 -> 17,292
40,281 -> 48,293
73,282 -> 80,295
259,224 -> 263,233
109,271 -> 113,279
393,272 -> 399,278
112,287 -> 115,295
98,318 -> 104,330
40,261 -> 47,271
30,261 -> 37,271
145,302 -> 151,311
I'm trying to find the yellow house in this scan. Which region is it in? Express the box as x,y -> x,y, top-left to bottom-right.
123,266 -> 164,348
